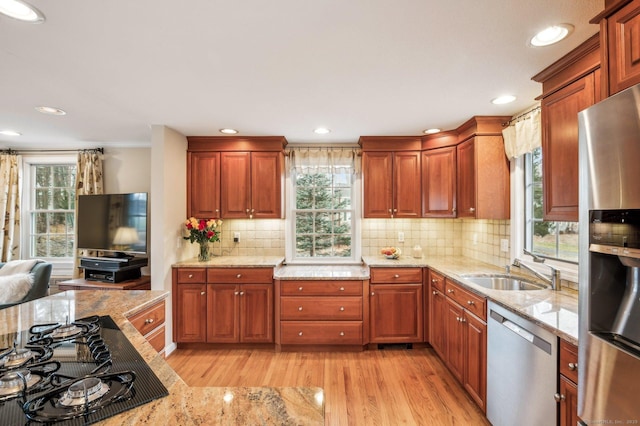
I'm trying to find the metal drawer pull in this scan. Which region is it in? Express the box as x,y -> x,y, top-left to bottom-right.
298,331 -> 303,336
470,207 -> 475,212
234,291 -> 239,295
431,278 -> 438,283
298,287 -> 303,291
447,289 -> 454,293
554,393 -> 565,402
239,291 -> 244,296
298,306 -> 303,311
432,290 -> 438,295
339,287 -> 345,291
568,362 -> 578,371
394,274 -> 400,278
467,300 -> 475,305
236,274 -> 242,278
144,318 -> 154,324
371,292 -> 375,296
188,274 -> 193,278
339,307 -> 345,311
340,332 -> 345,336
200,291 -> 205,295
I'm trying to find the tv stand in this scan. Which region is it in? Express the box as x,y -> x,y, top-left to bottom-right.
59,276 -> 151,291
80,256 -> 148,283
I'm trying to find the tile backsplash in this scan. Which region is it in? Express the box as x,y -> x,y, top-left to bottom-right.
198,217 -> 511,268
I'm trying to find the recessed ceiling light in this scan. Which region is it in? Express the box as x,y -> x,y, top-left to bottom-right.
314,127 -> 331,135
0,0 -> 45,23
491,95 -> 517,105
219,128 -> 238,134
36,106 -> 66,115
0,129 -> 21,136
530,24 -> 574,47
423,128 -> 441,135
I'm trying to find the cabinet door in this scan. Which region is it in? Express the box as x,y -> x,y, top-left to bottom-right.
422,147 -> 456,217
464,313 -> 487,412
221,152 -> 251,218
175,284 -> 207,342
362,151 -> 393,218
559,375 -> 579,426
250,152 -> 282,219
206,284 -> 240,342
240,284 -> 274,343
370,283 -> 423,343
445,298 -> 465,382
542,73 -> 595,221
607,0 -> 640,95
429,287 -> 447,360
393,151 -> 421,218
187,152 -> 220,219
456,139 -> 476,218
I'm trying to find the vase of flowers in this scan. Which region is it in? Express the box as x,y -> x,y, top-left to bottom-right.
183,217 -> 223,262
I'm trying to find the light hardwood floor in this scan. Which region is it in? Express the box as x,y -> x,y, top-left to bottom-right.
166,347 -> 490,425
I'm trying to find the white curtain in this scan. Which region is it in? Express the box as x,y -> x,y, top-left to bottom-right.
502,107 -> 541,159
0,153 -> 21,262
289,147 -> 361,174
73,150 -> 104,277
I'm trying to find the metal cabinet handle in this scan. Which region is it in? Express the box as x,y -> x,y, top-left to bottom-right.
236,274 -> 242,278
251,208 -> 255,213
188,274 -> 194,278
234,291 -> 239,295
431,278 -> 438,283
568,362 -> 578,371
393,208 -> 397,212
339,287 -> 345,291
239,291 -> 244,296
554,393 -> 565,402
144,318 -> 154,324
298,306 -> 303,311
340,331 -> 345,336
298,331 -> 303,336
460,318 -> 466,323
298,286 -> 303,291
394,274 -> 400,278
339,306 -> 345,311
469,207 -> 475,213
447,289 -> 454,293
246,208 -> 250,213
200,291 -> 205,295
432,290 -> 438,295
452,208 -> 456,214
388,209 -> 392,214
371,292 -> 375,296
467,300 -> 475,305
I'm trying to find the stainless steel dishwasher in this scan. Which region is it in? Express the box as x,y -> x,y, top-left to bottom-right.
487,301 -> 557,426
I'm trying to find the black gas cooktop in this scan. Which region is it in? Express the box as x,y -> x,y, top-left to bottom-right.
0,315 -> 168,425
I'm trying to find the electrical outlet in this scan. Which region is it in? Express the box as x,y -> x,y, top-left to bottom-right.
398,232 -> 404,243
500,239 -> 509,252
233,232 -> 240,243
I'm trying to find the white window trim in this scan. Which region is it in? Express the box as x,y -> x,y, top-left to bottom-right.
511,156 -> 579,283
21,154 -> 76,277
284,166 -> 362,264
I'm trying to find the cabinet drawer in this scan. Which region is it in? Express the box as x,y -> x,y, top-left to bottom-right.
559,339 -> 579,384
445,280 -> 486,321
429,270 -> 445,292
128,300 -> 166,336
146,325 -> 166,353
370,267 -> 422,284
207,268 -> 272,284
280,321 -> 363,345
281,297 -> 362,320
281,280 -> 362,296
177,269 -> 206,283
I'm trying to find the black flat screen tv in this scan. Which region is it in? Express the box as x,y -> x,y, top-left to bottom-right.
77,192 -> 148,257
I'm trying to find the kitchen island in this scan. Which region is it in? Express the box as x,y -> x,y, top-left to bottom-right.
0,289 -> 324,425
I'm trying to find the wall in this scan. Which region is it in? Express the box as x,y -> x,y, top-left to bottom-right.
102,147 -> 151,193
187,216 -> 510,267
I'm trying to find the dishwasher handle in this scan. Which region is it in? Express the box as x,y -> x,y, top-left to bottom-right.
490,309 -> 553,355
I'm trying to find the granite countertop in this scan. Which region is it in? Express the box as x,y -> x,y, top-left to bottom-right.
274,264 -> 370,280
0,290 -> 323,425
173,255 -> 285,268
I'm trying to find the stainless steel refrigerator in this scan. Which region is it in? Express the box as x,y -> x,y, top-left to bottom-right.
578,83 -> 640,424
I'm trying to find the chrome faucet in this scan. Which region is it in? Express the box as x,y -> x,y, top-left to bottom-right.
513,252 -> 561,291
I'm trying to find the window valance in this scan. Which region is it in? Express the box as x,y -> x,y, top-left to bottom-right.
288,147 -> 361,175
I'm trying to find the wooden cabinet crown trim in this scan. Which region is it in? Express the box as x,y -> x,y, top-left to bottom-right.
187,136 -> 287,152
358,136 -> 422,151
591,0 -> 634,23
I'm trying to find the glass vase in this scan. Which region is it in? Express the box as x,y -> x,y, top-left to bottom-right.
198,242 -> 210,262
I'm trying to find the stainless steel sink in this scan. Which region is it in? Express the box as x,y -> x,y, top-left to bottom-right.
461,274 -> 549,291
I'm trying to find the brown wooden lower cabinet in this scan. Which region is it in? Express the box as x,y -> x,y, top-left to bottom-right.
127,298 -> 167,353
173,267 -> 274,344
370,283 -> 423,343
428,270 -> 487,412
557,339 -> 581,426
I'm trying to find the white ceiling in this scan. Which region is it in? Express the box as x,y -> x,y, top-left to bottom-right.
0,0 -> 603,149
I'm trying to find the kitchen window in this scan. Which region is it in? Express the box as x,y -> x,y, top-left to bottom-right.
21,156 -> 77,263
286,148 -> 360,263
524,147 -> 578,263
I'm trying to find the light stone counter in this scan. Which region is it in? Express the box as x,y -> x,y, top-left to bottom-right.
274,264 -> 369,280
0,290 -> 323,425
173,255 -> 285,268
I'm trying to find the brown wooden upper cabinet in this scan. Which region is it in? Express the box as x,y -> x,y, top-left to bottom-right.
532,34 -> 600,222
359,137 -> 422,218
455,117 -> 511,220
421,132 -> 458,218
187,136 -> 287,220
592,0 -> 640,97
